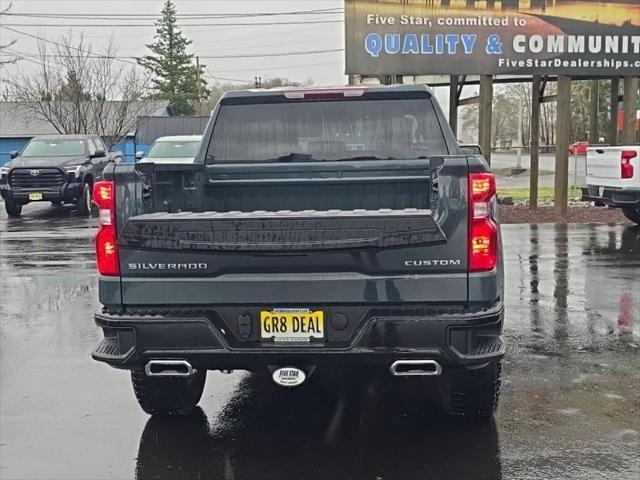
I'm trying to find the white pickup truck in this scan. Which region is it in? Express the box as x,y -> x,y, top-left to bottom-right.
582,146 -> 640,225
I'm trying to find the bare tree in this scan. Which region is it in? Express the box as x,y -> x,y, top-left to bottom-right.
8,34 -> 155,148
0,3 -> 20,66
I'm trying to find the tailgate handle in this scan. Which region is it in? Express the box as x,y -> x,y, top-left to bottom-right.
595,149 -> 605,154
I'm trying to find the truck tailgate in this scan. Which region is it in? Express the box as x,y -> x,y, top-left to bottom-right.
587,147 -> 640,188
113,158 -> 471,306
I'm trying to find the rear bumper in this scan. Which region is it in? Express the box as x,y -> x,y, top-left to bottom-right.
0,183 -> 82,203
92,303 -> 505,372
581,186 -> 640,208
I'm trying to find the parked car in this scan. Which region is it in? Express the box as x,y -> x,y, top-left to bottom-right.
569,141 -> 589,155
581,146 -> 640,224
136,135 -> 202,164
91,85 -> 505,419
0,135 -> 122,218
459,144 -> 483,155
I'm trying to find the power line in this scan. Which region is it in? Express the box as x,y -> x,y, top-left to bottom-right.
7,0 -> 340,1
114,16 -> 341,44
2,27 -> 344,81
1,8 -> 343,20
0,19 -> 343,27
2,33 -> 345,60
56,49 -> 345,59
211,60 -> 343,74
1,26 -> 139,65
3,47 -> 145,86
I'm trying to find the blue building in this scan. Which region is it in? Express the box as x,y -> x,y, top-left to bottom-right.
0,101 -> 170,165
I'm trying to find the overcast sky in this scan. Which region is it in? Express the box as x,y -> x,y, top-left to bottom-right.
0,0 -> 347,86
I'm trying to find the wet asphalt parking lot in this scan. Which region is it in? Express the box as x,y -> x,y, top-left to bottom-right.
0,203 -> 638,480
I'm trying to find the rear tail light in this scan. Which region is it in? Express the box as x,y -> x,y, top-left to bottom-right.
92,181 -> 119,276
469,173 -> 498,272
621,150 -> 636,180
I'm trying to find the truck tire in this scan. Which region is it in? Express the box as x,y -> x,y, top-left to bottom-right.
131,369 -> 206,416
4,198 -> 22,218
441,361 -> 502,420
76,181 -> 92,216
622,208 -> 640,225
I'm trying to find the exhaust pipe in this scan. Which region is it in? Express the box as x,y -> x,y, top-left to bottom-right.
145,360 -> 194,377
390,360 -> 442,377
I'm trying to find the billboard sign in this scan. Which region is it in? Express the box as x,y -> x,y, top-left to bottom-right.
345,0 -> 640,76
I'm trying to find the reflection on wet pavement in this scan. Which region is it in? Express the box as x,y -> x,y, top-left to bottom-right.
137,374 -> 501,480
1,204 -> 638,480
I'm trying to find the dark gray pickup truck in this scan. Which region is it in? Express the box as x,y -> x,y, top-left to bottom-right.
91,85 -> 505,419
0,134 -> 122,217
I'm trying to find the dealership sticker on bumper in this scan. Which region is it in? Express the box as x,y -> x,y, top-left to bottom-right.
260,308 -> 324,342
272,367 -> 306,387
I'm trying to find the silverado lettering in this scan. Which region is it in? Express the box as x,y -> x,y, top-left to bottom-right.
128,263 -> 208,270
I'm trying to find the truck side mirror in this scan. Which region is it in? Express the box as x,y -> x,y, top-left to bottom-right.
92,149 -> 106,158
9,151 -> 20,159
135,151 -> 145,160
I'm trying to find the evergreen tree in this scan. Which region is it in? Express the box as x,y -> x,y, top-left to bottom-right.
137,0 -> 209,115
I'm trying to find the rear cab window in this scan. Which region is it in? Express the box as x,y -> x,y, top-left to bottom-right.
148,141 -> 201,159
206,92 -> 449,163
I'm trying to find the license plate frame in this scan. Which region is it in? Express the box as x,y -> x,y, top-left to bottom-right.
260,308 -> 325,342
28,192 -> 43,201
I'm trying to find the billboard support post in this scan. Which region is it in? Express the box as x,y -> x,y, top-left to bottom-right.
555,76 -> 571,216
530,75 -> 542,210
622,76 -> 639,145
589,80 -> 599,145
609,78 -> 620,146
479,75 -> 493,165
449,75 -> 459,137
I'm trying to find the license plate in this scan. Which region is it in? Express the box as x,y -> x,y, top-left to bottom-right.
260,309 -> 324,342
28,192 -> 43,201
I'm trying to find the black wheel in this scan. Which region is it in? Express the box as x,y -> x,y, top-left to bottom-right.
76,181 -> 92,215
131,369 -> 206,416
441,361 -> 502,420
622,208 -> 640,225
4,198 -> 22,218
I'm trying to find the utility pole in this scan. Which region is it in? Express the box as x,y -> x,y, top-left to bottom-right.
195,56 -> 202,111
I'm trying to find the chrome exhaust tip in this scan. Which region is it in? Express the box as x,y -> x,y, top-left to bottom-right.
145,360 -> 194,377
390,360 -> 442,377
